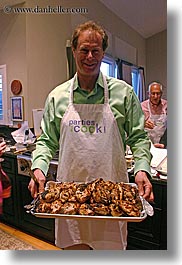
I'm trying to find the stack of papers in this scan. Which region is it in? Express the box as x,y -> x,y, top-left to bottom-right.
11,121 -> 35,144
150,144 -> 167,168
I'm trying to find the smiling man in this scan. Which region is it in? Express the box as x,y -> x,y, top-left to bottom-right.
29,20 -> 153,250
71,23 -> 106,91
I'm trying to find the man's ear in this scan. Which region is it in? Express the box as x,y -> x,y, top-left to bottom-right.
102,51 -> 105,60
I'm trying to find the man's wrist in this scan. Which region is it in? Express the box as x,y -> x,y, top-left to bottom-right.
135,170 -> 152,179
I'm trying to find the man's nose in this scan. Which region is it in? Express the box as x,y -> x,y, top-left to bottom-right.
86,50 -> 94,59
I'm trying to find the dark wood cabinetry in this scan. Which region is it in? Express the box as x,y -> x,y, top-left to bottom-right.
0,155 -> 19,226
127,177 -> 167,250
0,153 -> 55,244
16,172 -> 55,243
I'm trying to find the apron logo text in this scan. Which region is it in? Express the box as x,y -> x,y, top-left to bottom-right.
69,119 -> 106,134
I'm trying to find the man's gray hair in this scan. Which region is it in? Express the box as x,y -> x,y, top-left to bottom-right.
148,82 -> 163,93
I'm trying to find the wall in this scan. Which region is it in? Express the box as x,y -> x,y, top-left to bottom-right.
26,4 -> 71,124
146,30 -> 167,99
0,0 -> 150,127
0,10 -> 26,124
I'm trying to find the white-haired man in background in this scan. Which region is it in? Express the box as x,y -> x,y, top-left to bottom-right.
141,82 -> 167,146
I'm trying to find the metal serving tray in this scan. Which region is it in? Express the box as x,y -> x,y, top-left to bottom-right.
30,207 -> 147,222
27,181 -> 153,222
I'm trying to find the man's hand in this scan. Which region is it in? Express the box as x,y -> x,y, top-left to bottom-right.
154,143 -> 164,148
28,169 -> 46,198
145,119 -> 155,129
135,171 -> 154,202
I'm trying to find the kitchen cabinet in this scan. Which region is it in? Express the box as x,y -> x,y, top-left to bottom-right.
16,171 -> 55,243
0,153 -> 55,244
127,176 -> 167,250
0,154 -> 19,226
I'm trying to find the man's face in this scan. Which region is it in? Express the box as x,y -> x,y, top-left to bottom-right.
72,30 -> 105,77
149,84 -> 162,105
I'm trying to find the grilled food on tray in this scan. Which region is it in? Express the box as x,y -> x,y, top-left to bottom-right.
34,178 -> 143,217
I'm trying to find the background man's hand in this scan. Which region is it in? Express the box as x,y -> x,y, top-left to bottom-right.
145,120 -> 155,129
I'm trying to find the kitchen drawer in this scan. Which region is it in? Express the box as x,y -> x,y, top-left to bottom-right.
127,235 -> 160,250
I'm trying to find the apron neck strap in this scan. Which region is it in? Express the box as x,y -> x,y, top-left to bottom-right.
69,74 -> 76,104
69,72 -> 109,104
148,101 -> 152,116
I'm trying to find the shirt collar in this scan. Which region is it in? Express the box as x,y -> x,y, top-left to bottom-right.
73,71 -> 104,91
149,99 -> 163,108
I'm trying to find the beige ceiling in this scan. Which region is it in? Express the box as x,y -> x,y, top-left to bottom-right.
99,0 -> 167,38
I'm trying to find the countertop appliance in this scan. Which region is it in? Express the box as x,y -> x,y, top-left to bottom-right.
17,152 -> 58,180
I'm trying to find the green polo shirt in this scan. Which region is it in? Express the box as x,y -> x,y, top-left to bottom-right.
31,72 -> 151,177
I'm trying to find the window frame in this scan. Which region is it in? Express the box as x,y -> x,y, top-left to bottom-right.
101,54 -> 117,78
0,64 -> 8,125
117,59 -> 146,101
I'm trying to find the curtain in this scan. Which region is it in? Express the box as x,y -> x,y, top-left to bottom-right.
117,59 -> 132,85
117,59 -> 146,102
66,41 -> 76,79
137,68 -> 146,102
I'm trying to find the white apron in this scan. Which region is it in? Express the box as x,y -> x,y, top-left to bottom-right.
55,73 -> 129,250
146,101 -> 167,144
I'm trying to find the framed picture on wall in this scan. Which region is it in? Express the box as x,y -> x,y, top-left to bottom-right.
11,96 -> 24,121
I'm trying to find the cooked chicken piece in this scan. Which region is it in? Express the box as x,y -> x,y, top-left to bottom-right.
117,183 -> 124,200
110,182 -> 124,204
121,183 -> 137,200
119,200 -> 140,217
68,193 -> 77,202
103,180 -> 115,191
55,182 -> 63,190
46,181 -> 57,190
58,182 -> 77,190
91,203 -> 110,216
35,201 -> 52,213
78,203 -> 95,216
59,189 -> 71,203
75,183 -> 91,203
60,202 -> 80,215
57,182 -> 77,203
91,178 -> 112,204
92,186 -> 111,204
88,178 -> 104,192
109,204 -> 124,217
41,187 -> 60,202
134,197 -> 143,211
51,199 -> 63,214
